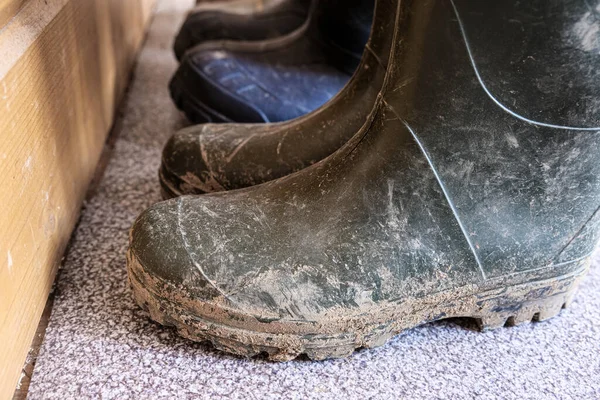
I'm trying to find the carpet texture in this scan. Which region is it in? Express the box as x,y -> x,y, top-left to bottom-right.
28,1 -> 600,399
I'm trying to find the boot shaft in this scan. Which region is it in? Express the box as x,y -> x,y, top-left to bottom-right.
374,0 -> 600,278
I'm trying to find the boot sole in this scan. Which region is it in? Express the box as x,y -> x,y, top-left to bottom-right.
127,249 -> 590,361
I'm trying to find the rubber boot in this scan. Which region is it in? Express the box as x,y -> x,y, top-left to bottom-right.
160,0 -> 394,197
174,0 -> 311,61
169,0 -> 374,124
129,0 -> 600,361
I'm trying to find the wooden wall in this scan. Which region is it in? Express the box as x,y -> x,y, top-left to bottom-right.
0,0 -> 155,397
0,0 -> 26,28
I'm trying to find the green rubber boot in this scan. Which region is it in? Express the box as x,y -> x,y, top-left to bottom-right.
128,0 -> 600,361
160,0 -> 394,197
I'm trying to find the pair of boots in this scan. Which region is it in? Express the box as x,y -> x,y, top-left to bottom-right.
171,0 -> 373,124
128,0 -> 600,361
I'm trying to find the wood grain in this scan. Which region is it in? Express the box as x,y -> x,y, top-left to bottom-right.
0,0 -> 26,28
0,0 -> 155,397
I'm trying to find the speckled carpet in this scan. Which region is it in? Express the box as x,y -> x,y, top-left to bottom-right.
27,1 -> 600,399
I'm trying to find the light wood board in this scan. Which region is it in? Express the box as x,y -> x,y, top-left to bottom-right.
0,0 -> 155,397
0,0 -> 26,28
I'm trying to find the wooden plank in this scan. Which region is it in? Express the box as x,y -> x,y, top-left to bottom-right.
0,0 -> 155,397
0,0 -> 26,28
11,285 -> 54,400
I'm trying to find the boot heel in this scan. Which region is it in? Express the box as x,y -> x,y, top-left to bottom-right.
473,264 -> 588,332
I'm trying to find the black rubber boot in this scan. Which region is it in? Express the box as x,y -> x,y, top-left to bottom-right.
169,0 -> 374,124
129,0 -> 600,361
160,0 -> 394,197
174,0 -> 311,61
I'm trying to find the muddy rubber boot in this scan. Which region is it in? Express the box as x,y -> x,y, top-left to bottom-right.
174,0 -> 311,61
160,0 -> 394,197
169,0 -> 374,124
129,0 -> 600,361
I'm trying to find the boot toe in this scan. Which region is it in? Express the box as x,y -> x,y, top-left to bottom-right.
171,49 -> 272,123
162,121 -> 296,197
160,125 -> 237,196
172,46 -> 350,123
128,196 -> 295,320
128,198 -> 236,305
128,199 -> 193,287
